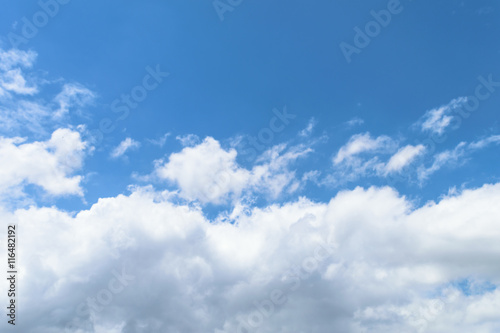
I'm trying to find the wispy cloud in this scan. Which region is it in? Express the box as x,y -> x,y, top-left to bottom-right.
0,48 -> 38,96
384,144 -> 426,174
345,117 -> 364,128
468,135 -> 500,150
417,142 -> 466,181
147,132 -> 170,147
0,100 -> 51,135
176,134 -> 200,147
53,83 -> 96,118
299,117 -> 317,137
110,138 -> 141,159
416,97 -> 468,135
418,134 -> 500,182
326,132 -> 400,185
0,48 -> 37,71
0,68 -> 38,95
0,48 -> 95,136
333,132 -> 395,165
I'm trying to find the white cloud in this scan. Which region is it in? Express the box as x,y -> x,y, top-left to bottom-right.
327,132 -> 399,184
468,135 -> 500,150
5,182 -> 500,332
147,132 -> 170,147
299,117 -> 316,137
333,132 -> 395,165
252,143 -> 312,198
0,100 -> 51,135
418,135 -> 500,182
0,68 -> 38,95
0,128 -> 89,198
0,48 -> 37,71
53,83 -> 96,118
154,137 -> 311,204
0,48 -> 95,135
156,137 -> 250,203
345,117 -> 364,127
418,143 -> 466,182
384,144 -> 426,174
0,48 -> 38,96
417,97 -> 468,135
330,131 -> 500,185
176,134 -> 200,147
110,138 -> 141,159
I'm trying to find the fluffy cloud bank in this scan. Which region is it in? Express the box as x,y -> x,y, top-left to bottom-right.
3,182 -> 500,332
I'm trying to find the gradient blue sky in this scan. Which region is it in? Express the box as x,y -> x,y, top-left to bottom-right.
1,1 -> 500,332
1,0 -> 499,211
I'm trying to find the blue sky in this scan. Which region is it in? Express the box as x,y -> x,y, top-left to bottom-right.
2,0 -> 500,212
1,1 -> 500,332
1,0 -> 499,210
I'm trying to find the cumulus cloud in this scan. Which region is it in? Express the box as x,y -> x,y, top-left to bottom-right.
110,138 -> 141,159
0,128 -> 89,198
154,137 -> 311,204
156,137 -> 250,203
4,183 -> 500,332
